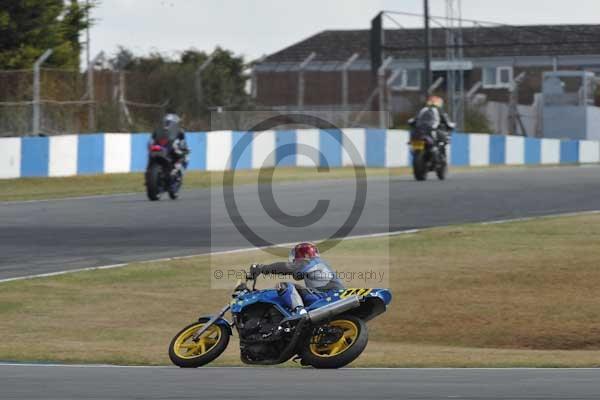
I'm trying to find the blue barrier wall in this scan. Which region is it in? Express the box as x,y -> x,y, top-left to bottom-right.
231,131 -> 253,170
560,140 -> 579,164
186,132 -> 207,170
489,135 -> 506,165
21,136 -> 49,177
525,138 -> 541,165
366,128 -> 386,167
130,133 -> 151,172
275,130 -> 296,167
451,133 -> 469,166
77,134 -> 104,175
1,129 -> 599,179
319,129 -> 342,168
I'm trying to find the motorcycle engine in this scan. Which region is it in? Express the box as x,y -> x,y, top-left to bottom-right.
236,303 -> 287,363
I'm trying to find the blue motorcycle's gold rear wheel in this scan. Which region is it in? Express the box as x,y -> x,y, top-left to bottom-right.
168,318 -> 230,368
309,319 -> 359,357
302,315 -> 368,369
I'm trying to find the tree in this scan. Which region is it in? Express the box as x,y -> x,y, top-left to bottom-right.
0,0 -> 94,69
108,46 -> 250,130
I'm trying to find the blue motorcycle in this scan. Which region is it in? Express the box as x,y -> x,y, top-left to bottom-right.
168,270 -> 392,369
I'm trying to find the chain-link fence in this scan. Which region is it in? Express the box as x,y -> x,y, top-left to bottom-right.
0,68 -> 166,137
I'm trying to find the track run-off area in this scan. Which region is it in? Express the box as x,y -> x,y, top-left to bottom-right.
1,165 -> 600,281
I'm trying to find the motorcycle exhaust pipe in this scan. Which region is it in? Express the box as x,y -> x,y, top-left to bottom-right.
307,295 -> 361,323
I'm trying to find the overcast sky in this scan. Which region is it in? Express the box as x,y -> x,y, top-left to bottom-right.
89,0 -> 600,63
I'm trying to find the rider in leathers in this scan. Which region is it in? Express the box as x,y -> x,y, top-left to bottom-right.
249,243 -> 344,315
151,113 -> 189,176
410,96 -> 456,146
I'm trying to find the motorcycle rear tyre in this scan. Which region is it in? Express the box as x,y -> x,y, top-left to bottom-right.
412,152 -> 427,181
146,164 -> 162,201
300,315 -> 368,369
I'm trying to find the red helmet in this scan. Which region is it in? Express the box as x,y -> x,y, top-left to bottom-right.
289,242 -> 320,263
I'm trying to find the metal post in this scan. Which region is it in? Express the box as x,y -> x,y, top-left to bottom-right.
118,71 -> 132,128
456,0 -> 465,131
32,49 -> 53,135
378,57 -> 393,128
297,52 -> 316,108
429,77 -> 445,94
195,52 -> 216,108
85,0 -> 95,131
445,0 -> 465,130
423,0 -> 432,95
466,81 -> 482,101
508,72 -> 526,135
87,61 -> 94,131
86,52 -> 104,131
342,53 -> 359,108
342,53 -> 359,126
250,56 -> 265,99
386,69 -> 403,118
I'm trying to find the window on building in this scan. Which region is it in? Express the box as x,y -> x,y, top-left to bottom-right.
498,67 -> 513,86
389,69 -> 421,91
482,66 -> 513,88
405,69 -> 421,90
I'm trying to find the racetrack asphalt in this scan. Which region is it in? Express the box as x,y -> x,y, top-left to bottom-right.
2,364 -> 599,400
1,165 -> 600,280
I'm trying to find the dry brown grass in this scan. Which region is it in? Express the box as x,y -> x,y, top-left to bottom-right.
0,164 -> 569,202
0,167 -> 407,201
1,214 -> 599,366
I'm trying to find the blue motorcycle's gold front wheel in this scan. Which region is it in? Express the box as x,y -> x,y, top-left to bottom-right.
168,318 -> 230,368
302,315 -> 368,369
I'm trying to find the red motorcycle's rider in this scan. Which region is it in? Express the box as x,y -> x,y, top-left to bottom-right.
151,113 -> 189,176
249,243 -> 344,315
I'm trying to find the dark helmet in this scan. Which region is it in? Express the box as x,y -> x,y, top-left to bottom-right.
289,242 -> 320,263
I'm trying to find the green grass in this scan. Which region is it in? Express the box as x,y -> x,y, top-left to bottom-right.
1,213 -> 599,367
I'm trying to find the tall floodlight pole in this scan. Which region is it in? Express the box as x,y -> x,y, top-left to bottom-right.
423,0 -> 432,95
33,49 -> 53,135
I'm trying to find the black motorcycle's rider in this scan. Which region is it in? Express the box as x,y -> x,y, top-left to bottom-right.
409,95 -> 456,146
151,112 -> 189,176
249,242 -> 344,316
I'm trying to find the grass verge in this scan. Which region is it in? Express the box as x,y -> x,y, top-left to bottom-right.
0,167 -> 408,202
1,214 -> 599,367
0,164 -> 577,202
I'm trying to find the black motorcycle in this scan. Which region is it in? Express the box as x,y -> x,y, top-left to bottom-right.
145,128 -> 184,201
409,119 -> 449,181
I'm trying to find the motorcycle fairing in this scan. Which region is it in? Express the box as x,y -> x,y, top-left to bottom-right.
230,288 -> 293,317
231,286 -> 392,321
